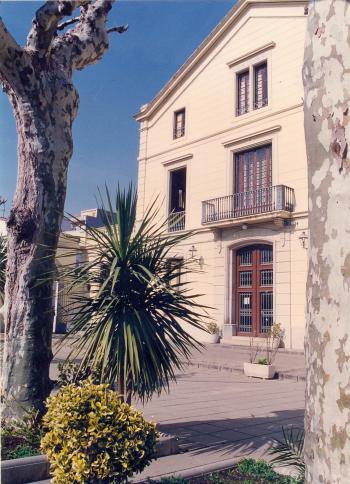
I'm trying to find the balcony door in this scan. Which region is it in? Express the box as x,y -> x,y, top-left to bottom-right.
234,144 -> 272,216
168,167 -> 186,232
235,244 -> 273,336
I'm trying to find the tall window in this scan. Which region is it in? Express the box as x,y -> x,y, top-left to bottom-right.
236,245 -> 273,335
173,108 -> 186,139
168,167 -> 186,232
234,144 -> 272,216
254,62 -> 268,109
237,70 -> 249,116
236,60 -> 268,116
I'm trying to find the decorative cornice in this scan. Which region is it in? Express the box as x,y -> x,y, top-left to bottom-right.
222,125 -> 281,147
227,41 -> 276,68
162,153 -> 193,166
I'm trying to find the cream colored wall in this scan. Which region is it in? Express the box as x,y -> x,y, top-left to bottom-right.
136,2 -> 309,349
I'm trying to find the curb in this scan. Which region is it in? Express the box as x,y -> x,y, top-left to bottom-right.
2,435 -> 179,484
183,361 -> 306,382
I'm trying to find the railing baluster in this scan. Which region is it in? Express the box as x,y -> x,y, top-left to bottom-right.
201,185 -> 294,224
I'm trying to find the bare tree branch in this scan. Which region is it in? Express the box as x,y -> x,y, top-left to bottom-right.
0,17 -> 23,65
26,0 -> 90,55
107,24 -> 128,34
57,0 -> 115,71
57,17 -> 80,32
0,17 -> 28,89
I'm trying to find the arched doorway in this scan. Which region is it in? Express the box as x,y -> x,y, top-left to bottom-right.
235,244 -> 273,336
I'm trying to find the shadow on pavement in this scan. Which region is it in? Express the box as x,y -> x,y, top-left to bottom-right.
157,409 -> 304,457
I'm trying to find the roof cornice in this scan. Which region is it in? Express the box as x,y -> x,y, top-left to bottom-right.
134,0 -> 307,122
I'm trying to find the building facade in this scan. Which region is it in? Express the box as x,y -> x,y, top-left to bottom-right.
135,0 -> 308,349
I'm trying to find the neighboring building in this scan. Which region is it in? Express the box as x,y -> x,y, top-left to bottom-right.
135,0 -> 308,349
0,209 -> 109,334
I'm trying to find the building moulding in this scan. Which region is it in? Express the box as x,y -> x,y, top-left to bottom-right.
161,153 -> 193,167
227,41 -> 276,68
137,104 -> 302,163
222,125 -> 281,148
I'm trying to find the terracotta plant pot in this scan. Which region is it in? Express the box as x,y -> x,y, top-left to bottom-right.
243,362 -> 276,379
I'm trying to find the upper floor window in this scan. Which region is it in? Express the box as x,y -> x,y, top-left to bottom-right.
168,167 -> 186,232
237,70 -> 249,116
254,62 -> 268,110
173,108 -> 185,139
236,61 -> 268,116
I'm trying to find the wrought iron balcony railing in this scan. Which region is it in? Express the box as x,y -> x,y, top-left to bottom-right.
168,211 -> 186,232
202,185 -> 294,224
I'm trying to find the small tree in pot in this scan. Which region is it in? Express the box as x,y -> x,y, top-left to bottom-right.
244,323 -> 282,379
205,321 -> 220,344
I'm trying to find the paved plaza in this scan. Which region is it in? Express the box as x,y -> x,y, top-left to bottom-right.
32,341 -> 305,482
133,366 -> 305,481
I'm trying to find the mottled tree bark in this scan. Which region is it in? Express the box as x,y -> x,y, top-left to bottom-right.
0,0 -> 119,416
303,1 -> 350,482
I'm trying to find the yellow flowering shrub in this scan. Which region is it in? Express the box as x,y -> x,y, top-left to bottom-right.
41,380 -> 158,483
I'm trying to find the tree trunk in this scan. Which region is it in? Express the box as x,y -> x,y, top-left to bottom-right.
3,86 -> 77,415
0,0 -> 116,416
303,1 -> 350,482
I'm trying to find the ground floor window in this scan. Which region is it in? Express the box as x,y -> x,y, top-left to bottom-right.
235,244 -> 273,336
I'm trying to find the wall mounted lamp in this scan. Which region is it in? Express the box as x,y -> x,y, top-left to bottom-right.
188,245 -> 204,268
299,231 -> 308,249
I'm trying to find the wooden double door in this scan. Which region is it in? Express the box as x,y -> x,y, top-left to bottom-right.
235,244 -> 273,336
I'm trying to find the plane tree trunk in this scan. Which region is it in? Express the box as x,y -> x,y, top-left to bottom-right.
303,1 -> 350,481
0,0 -> 118,416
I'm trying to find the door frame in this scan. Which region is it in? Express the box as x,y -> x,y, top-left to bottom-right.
233,243 -> 274,337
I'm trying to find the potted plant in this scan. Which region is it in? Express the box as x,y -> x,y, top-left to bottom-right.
206,321 -> 220,344
243,323 -> 282,379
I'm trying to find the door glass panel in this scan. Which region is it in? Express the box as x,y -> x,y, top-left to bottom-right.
239,271 -> 252,287
260,247 -> 273,264
260,292 -> 273,333
260,269 -> 273,286
239,292 -> 252,333
239,249 -> 252,266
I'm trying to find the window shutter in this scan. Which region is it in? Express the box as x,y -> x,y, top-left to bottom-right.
254,62 -> 268,109
237,70 -> 249,115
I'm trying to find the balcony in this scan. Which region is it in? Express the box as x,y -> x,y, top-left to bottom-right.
168,211 -> 186,232
202,185 -> 294,226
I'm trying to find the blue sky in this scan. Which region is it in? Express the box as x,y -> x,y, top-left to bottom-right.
0,0 -> 234,215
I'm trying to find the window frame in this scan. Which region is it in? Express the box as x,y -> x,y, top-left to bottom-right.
253,61 -> 268,110
173,108 -> 186,139
167,165 -> 187,232
232,54 -> 271,118
236,69 -> 250,116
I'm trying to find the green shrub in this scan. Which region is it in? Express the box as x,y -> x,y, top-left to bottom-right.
237,458 -> 301,483
1,408 -> 42,460
56,360 -> 101,387
237,459 -> 277,479
257,358 -> 269,365
41,379 -> 158,483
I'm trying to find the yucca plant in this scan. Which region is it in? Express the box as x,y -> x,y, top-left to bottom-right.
0,235 -> 7,305
269,426 -> 305,482
57,185 -> 209,403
